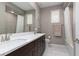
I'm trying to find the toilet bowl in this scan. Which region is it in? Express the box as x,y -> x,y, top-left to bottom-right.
45,39 -> 50,43
45,39 -> 50,47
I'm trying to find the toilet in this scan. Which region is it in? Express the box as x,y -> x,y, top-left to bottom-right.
45,39 -> 50,47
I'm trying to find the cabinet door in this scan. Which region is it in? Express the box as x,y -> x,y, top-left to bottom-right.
33,39 -> 38,56
6,35 -> 45,56
7,42 -> 34,56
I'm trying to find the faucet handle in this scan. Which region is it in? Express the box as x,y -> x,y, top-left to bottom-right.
6,33 -> 12,41
1,35 -> 5,42
0,35 -> 2,42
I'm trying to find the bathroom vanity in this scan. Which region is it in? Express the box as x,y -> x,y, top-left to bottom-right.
0,33 -> 45,56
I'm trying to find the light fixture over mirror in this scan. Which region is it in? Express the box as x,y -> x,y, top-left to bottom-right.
10,11 -> 15,13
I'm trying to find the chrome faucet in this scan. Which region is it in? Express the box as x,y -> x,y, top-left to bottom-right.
1,35 -> 6,42
5,33 -> 12,41
34,28 -> 38,34
0,33 -> 12,42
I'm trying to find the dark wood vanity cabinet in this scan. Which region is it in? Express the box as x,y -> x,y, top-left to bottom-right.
6,35 -> 45,56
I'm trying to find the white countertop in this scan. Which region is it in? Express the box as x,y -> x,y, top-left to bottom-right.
0,33 -> 45,56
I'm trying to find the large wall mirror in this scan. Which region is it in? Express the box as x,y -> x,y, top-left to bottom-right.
0,2 -> 35,35
0,2 -> 36,42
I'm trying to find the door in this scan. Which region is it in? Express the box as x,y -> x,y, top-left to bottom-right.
16,15 -> 24,33
73,2 -> 79,56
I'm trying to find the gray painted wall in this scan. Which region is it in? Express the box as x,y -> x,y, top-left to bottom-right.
6,12 -> 17,33
40,5 -> 65,45
0,2 -> 7,34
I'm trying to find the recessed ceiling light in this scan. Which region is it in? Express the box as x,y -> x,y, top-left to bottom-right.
10,11 -> 15,13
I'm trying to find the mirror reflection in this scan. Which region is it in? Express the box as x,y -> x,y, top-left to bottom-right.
0,2 -> 36,41
6,2 -> 35,33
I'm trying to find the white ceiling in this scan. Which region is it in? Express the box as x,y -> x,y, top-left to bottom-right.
12,2 -> 34,10
12,2 -> 63,11
37,2 -> 63,8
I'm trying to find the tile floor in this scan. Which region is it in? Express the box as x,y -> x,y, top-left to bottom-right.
43,43 -> 70,56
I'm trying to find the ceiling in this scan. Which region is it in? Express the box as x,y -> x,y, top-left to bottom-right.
12,2 -> 63,11
12,2 -> 34,11
37,2 -> 63,8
